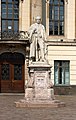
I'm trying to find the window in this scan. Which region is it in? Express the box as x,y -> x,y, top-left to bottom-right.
49,0 -> 64,35
54,61 -> 70,85
1,64 -> 10,80
1,0 -> 19,33
14,64 -> 22,80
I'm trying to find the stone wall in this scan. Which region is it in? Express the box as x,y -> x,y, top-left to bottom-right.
54,85 -> 76,95
19,0 -> 30,31
30,0 -> 42,24
48,45 -> 76,86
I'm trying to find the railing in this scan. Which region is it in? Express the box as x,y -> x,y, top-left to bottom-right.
0,31 -> 29,40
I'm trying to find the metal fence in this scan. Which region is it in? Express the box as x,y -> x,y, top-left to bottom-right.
0,31 -> 29,40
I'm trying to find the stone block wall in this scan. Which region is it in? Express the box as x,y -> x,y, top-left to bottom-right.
54,85 -> 76,95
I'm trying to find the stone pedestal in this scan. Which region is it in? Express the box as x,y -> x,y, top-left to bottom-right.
25,62 -> 54,100
15,62 -> 65,108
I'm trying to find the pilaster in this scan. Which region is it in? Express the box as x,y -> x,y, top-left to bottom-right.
19,0 -> 30,31
67,0 -> 75,39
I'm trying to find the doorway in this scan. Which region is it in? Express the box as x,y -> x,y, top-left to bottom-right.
0,52 -> 25,93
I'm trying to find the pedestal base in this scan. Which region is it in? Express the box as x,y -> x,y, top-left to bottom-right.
15,62 -> 65,108
15,99 -> 65,108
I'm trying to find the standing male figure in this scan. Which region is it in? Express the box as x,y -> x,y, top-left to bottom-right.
28,16 -> 47,62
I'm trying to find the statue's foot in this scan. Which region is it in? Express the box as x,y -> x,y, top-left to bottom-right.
29,59 -> 33,64
42,59 -> 45,62
40,59 -> 45,62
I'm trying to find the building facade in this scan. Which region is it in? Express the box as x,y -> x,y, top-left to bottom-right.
0,0 -> 76,94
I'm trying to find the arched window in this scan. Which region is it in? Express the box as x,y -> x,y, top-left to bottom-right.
1,0 -> 19,33
49,0 -> 64,35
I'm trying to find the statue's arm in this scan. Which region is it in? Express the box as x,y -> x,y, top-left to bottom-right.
42,26 -> 47,41
28,24 -> 36,42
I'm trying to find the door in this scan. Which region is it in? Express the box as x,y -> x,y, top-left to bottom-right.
0,53 -> 25,93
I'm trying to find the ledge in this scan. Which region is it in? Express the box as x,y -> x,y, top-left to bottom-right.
0,39 -> 29,44
46,41 -> 76,46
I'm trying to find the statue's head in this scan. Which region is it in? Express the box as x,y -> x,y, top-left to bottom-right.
35,16 -> 41,24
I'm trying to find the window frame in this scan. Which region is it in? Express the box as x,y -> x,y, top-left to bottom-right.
1,0 -> 19,33
49,0 -> 64,36
54,60 -> 70,86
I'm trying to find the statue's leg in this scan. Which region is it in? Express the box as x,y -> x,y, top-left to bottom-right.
30,39 -> 36,57
38,39 -> 44,61
29,40 -> 36,63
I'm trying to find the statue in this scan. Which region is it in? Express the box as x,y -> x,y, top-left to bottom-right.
28,16 -> 47,62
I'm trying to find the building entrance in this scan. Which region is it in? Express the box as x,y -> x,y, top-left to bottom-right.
0,52 -> 25,93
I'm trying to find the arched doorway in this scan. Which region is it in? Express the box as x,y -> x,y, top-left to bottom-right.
0,52 -> 25,93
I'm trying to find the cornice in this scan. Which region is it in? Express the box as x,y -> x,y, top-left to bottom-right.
46,41 -> 76,46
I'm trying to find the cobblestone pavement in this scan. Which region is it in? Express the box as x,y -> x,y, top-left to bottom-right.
0,95 -> 76,120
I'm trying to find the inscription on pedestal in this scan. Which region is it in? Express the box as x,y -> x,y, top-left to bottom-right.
35,71 -> 47,88
34,71 -> 48,99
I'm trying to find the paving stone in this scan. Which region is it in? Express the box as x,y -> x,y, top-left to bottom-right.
0,95 -> 76,120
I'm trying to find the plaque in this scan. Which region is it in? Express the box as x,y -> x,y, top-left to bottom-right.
34,71 -> 48,88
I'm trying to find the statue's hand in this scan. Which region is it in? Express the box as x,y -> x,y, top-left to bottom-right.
33,28 -> 37,34
29,37 -> 32,43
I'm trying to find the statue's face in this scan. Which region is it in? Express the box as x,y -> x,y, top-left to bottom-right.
36,19 -> 41,24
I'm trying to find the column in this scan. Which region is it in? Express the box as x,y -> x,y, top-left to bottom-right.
64,0 -> 68,38
42,0 -> 46,29
19,0 -> 22,31
46,1 -> 49,35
